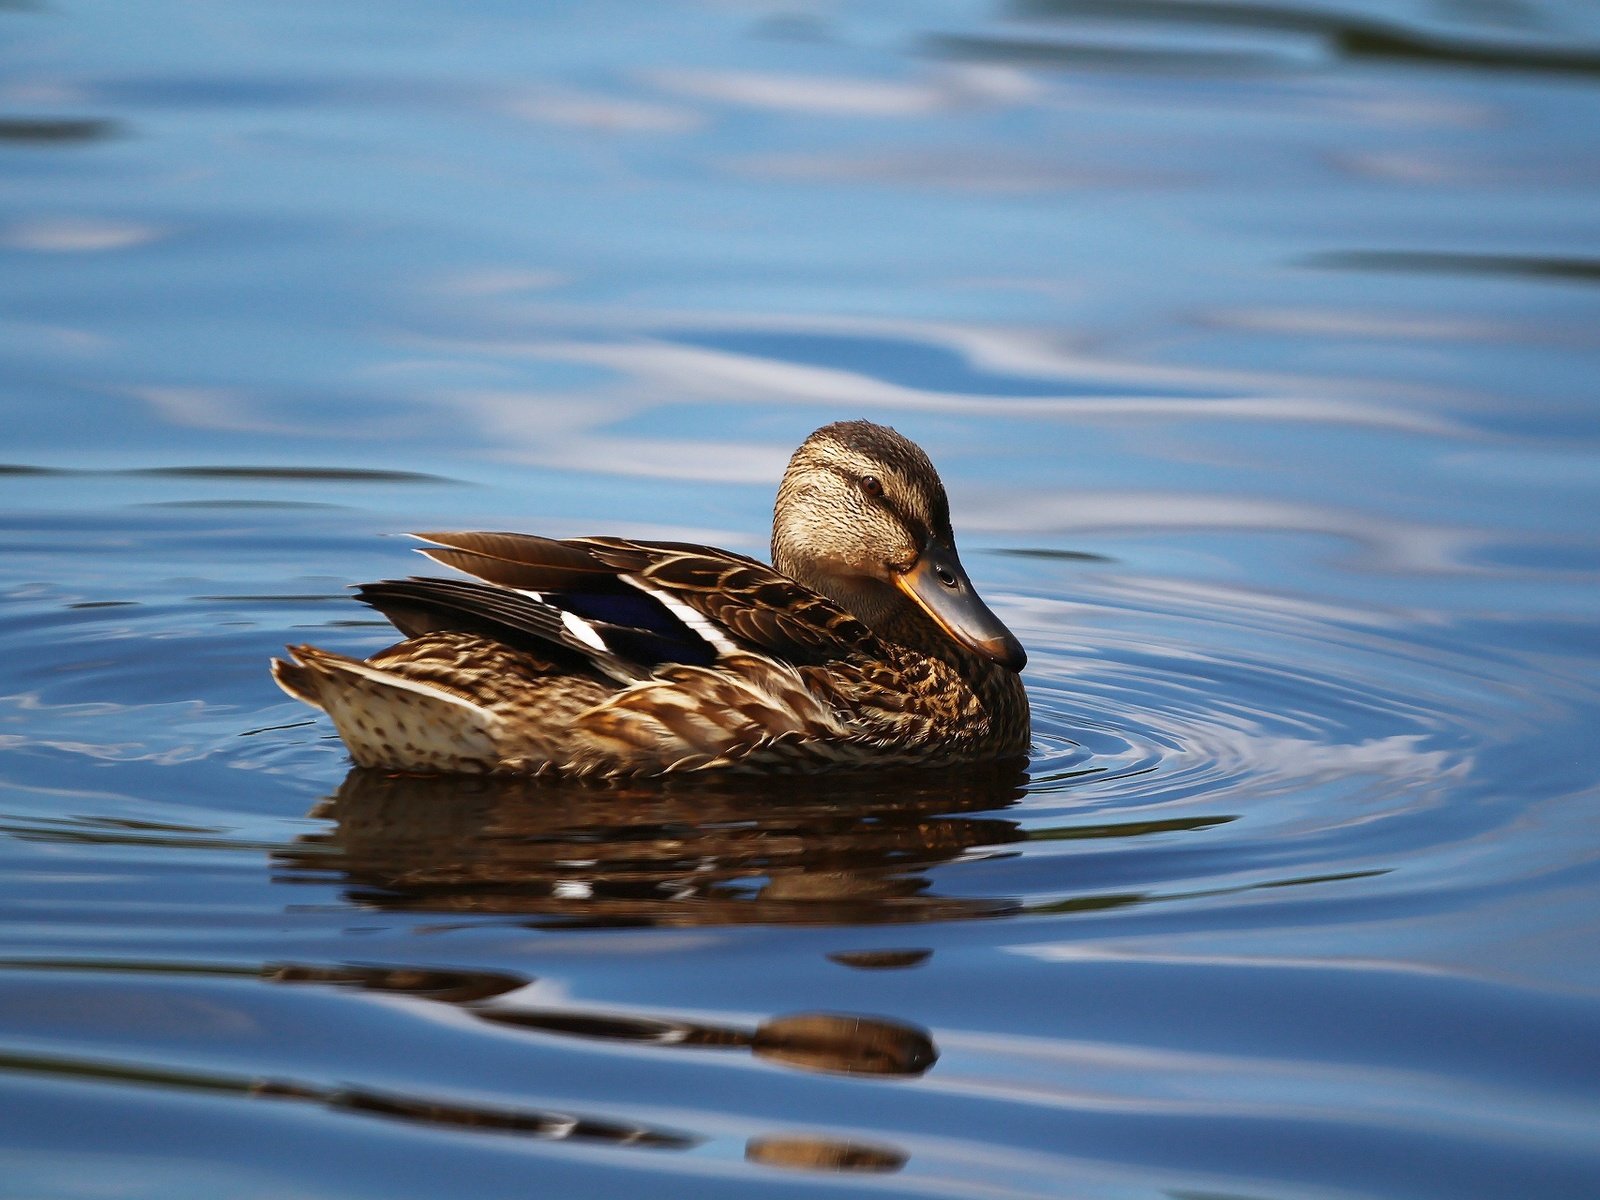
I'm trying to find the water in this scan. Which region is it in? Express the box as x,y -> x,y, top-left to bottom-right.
3,1 -> 1599,1196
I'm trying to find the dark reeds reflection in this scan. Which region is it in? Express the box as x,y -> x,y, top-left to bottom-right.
267,964 -> 938,1078
275,762 -> 1032,927
262,960 -> 929,1168
474,1007 -> 937,1078
0,116 -> 122,143
746,1136 -> 908,1173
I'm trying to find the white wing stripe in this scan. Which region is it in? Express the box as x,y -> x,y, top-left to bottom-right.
626,579 -> 740,656
560,609 -> 609,653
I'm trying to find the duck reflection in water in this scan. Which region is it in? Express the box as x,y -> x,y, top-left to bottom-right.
264,960 -> 924,1172
270,961 -> 936,1077
276,759 -> 1031,927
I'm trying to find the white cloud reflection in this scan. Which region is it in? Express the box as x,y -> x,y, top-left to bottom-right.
134,387 -> 300,435
455,332 -> 1456,435
732,149 -> 1178,192
2,217 -> 167,253
501,86 -> 702,134
647,64 -> 1037,117
962,489 -> 1476,571
435,387 -> 790,484
0,320 -> 112,354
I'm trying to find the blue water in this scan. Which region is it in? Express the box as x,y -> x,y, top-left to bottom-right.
3,1 -> 1599,1197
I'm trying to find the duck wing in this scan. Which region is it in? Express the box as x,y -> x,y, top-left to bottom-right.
351,576 -> 646,684
402,531 -> 879,669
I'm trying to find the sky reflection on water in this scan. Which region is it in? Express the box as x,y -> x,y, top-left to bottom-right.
2,0 -> 1599,1197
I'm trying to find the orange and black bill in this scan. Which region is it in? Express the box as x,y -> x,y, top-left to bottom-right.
894,538 -> 1026,672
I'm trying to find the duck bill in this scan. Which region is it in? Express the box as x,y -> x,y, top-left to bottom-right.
894,540 -> 1026,672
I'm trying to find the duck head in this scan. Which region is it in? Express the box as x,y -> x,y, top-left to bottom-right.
771,420 -> 1026,672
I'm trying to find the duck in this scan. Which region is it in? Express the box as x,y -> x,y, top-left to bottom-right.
272,420 -> 1029,776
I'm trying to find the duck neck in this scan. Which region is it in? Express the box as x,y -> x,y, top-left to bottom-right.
872,593 -> 972,666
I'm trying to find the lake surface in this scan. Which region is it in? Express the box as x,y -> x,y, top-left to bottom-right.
3,1 -> 1599,1196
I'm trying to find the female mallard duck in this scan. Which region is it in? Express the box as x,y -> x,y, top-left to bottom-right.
272,420 -> 1029,775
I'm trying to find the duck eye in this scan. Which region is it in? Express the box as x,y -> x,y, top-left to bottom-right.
859,475 -> 883,499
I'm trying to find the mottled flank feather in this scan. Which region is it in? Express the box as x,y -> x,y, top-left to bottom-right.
271,421 -> 1030,775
